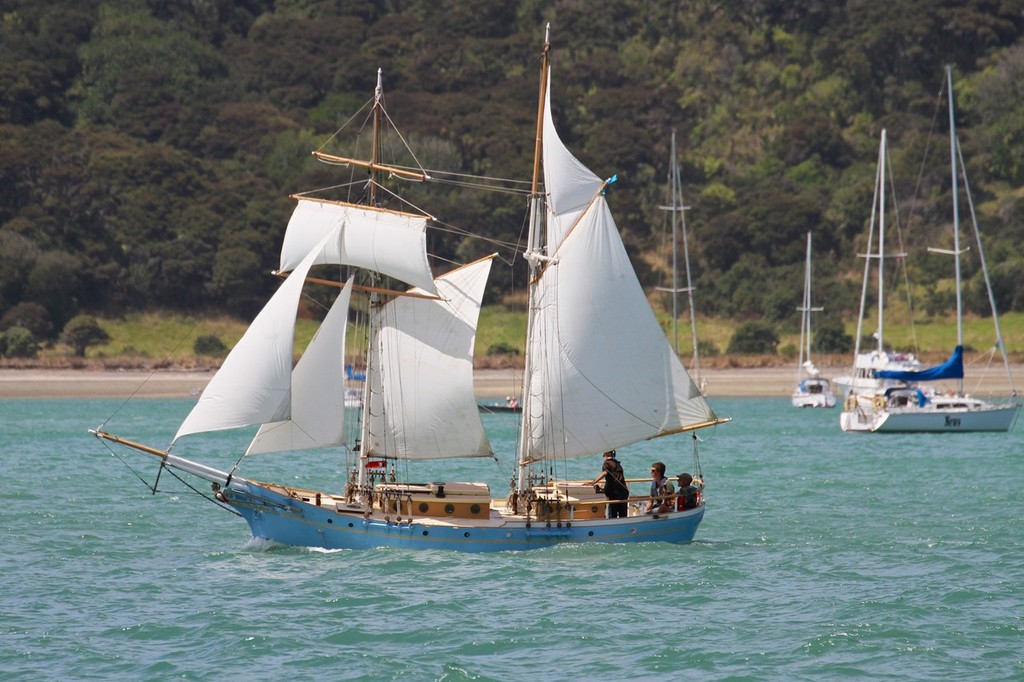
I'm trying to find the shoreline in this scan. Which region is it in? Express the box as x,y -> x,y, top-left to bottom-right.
3,366 -> 1020,399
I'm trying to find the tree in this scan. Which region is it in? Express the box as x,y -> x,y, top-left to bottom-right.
1,326 -> 38,358
815,318 -> 853,354
193,334 -> 226,356
0,301 -> 53,340
60,315 -> 109,357
727,320 -> 780,354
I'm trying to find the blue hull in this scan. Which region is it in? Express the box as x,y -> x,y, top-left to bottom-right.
225,481 -> 704,552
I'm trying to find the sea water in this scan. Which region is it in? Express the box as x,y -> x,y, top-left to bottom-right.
1,397 -> 1022,680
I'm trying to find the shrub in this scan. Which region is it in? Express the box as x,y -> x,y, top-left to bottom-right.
194,334 -> 227,356
60,315 -> 110,357
815,318 -> 853,354
0,302 -> 53,340
486,341 -> 519,356
2,327 -> 39,358
727,321 -> 779,354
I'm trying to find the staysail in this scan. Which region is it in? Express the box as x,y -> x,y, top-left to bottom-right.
523,72 -> 718,461
363,256 -> 495,460
174,228 -> 340,443
244,278 -> 354,455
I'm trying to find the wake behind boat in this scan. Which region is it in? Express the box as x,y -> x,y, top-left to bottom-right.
92,29 -> 729,552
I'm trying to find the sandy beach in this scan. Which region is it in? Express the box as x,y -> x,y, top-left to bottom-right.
3,364 -> 1018,400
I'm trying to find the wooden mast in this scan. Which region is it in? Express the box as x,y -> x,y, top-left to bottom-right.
515,25 -> 551,499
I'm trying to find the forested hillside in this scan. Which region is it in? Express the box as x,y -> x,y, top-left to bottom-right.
2,0 -> 1024,351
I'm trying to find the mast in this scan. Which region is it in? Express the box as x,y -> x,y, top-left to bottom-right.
515,25 -> 550,494
796,232 -> 822,376
658,130 -> 700,387
947,65 -> 965,395
877,129 -> 886,356
358,68 -> 386,493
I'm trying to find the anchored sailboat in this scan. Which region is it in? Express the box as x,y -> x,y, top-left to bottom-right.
93,29 -> 728,551
832,129 -> 923,403
840,67 -> 1021,433
657,129 -> 703,393
791,232 -> 836,408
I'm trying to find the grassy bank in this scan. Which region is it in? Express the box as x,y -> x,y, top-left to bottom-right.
11,309 -> 1024,370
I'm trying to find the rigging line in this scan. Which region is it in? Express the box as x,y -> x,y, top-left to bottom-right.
423,167 -> 532,187
429,220 -> 523,253
378,101 -> 430,177
315,97 -> 375,153
96,317 -> 205,432
162,466 -> 243,517
99,438 -> 160,490
906,87 -> 945,239
884,141 -> 920,356
427,175 -> 531,195
291,180 -> 367,197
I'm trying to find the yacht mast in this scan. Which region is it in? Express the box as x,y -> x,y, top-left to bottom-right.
515,26 -> 550,495
947,65 -> 965,396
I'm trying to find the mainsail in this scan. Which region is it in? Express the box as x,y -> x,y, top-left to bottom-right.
364,256 -> 495,460
523,73 -> 718,461
875,345 -> 964,382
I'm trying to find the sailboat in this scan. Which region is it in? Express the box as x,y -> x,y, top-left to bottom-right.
92,29 -> 728,552
832,128 -> 923,403
657,129 -> 704,394
791,232 -> 836,408
840,67 -> 1021,433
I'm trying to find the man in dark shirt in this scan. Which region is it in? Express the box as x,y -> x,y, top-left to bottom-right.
593,450 -> 629,518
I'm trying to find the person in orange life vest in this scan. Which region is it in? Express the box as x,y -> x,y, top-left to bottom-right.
675,472 -> 699,510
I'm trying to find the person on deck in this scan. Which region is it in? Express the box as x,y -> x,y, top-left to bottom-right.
592,450 -> 629,518
645,462 -> 673,514
675,472 -> 699,511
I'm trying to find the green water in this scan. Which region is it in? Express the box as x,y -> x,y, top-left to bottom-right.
2,398 -> 1022,680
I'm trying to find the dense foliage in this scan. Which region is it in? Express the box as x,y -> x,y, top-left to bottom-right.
2,0 -> 1024,344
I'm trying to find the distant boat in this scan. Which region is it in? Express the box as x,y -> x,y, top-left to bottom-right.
840,67 -> 1021,433
791,232 -> 836,408
656,130 -> 705,394
478,396 -> 522,413
93,28 -> 728,552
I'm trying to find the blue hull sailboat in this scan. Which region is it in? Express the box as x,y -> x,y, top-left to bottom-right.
93,29 -> 728,552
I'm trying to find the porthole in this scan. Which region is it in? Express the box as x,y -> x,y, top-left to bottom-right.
464,532 -> 470,538
588,531 -> 594,537
418,502 -> 429,513
590,505 -> 599,513
422,530 -> 429,536
470,504 -> 481,514
444,504 -> 455,514
327,518 -> 333,524
347,522 -> 354,527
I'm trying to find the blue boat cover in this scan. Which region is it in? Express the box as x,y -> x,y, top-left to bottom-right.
875,345 -> 963,382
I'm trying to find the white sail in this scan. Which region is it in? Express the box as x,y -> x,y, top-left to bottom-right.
523,88 -> 717,461
280,198 -> 437,294
541,76 -> 604,247
174,230 -> 337,443
245,278 -> 354,455
363,256 -> 495,460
